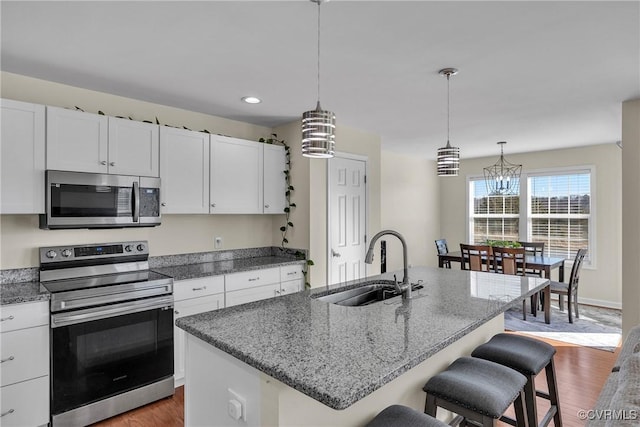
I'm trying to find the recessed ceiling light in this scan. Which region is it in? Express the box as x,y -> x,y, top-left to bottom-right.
242,96 -> 261,104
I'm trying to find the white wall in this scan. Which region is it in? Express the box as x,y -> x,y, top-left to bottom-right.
439,144 -> 622,308
622,98 -> 640,337
380,151 -> 440,272
0,72 -> 282,269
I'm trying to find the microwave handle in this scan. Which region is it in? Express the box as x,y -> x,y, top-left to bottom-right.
132,181 -> 140,223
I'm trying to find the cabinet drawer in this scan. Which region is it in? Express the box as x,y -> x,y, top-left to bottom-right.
174,294 -> 224,319
226,284 -> 279,308
0,375 -> 49,427
0,301 -> 48,333
225,268 -> 280,292
174,276 -> 224,302
1,325 -> 49,387
280,264 -> 304,282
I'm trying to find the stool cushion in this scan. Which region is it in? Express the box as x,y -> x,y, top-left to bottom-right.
365,405 -> 448,427
471,333 -> 556,375
423,357 -> 527,418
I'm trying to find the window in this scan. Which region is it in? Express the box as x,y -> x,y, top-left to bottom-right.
528,171 -> 591,261
469,178 -> 520,244
468,167 -> 593,263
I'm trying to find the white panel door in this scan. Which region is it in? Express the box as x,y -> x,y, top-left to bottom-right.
108,117 -> 159,177
328,156 -> 367,285
159,127 -> 210,214
0,99 -> 45,214
263,144 -> 287,214
209,135 -> 263,214
46,106 -> 108,173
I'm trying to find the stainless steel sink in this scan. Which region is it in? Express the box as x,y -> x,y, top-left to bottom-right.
315,280 -> 423,307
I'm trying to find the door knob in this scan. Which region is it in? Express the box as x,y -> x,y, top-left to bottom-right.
332,249 -> 341,258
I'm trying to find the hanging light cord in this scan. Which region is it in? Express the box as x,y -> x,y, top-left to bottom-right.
316,1 -> 322,106
446,73 -> 451,145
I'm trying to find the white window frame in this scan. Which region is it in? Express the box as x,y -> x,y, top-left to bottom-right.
466,176 -> 520,244
466,165 -> 595,269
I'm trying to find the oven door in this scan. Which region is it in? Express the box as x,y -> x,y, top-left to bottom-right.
50,295 -> 174,416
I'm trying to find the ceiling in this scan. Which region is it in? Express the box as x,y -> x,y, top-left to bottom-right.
2,1 -> 638,160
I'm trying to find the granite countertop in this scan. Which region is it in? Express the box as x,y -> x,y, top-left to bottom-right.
152,255 -> 305,281
176,266 -> 549,410
0,281 -> 49,305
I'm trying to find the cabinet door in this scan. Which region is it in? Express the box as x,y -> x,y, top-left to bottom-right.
209,136 -> 263,214
0,376 -> 49,427
225,267 -> 280,292
160,127 -> 210,214
46,106 -> 108,173
280,279 -> 304,296
225,283 -> 279,308
0,99 -> 45,214
263,144 -> 287,214
173,294 -> 224,386
108,117 -> 159,177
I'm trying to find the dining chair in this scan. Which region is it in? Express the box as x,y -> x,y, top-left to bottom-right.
550,248 -> 588,323
518,241 -> 545,277
435,239 -> 450,269
459,244 -> 491,272
491,246 -> 535,320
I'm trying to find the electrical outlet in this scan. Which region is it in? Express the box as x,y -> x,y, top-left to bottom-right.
227,388 -> 246,421
215,236 -> 223,249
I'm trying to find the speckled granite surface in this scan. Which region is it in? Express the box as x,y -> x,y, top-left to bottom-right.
0,281 -> 49,305
152,256 -> 304,281
176,266 -> 549,410
149,246 -> 305,269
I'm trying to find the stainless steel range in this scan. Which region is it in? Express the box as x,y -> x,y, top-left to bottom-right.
39,241 -> 174,427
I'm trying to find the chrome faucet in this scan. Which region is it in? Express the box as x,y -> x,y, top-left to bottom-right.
365,230 -> 411,299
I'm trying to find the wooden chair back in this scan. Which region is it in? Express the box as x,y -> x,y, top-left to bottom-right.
518,241 -> 544,276
491,246 -> 526,276
568,248 -> 588,292
460,244 -> 491,272
435,239 -> 449,255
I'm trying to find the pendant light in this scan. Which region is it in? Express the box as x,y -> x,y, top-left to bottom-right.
437,68 -> 460,176
301,0 -> 336,158
483,141 -> 522,196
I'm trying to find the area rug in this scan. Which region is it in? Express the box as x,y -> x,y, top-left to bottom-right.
504,303 -> 622,352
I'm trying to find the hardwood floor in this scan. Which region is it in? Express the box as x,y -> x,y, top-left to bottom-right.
92,334 -> 618,427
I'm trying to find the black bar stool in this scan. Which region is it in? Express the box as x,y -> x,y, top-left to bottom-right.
366,405 -> 448,427
423,356 -> 529,427
471,333 -> 562,427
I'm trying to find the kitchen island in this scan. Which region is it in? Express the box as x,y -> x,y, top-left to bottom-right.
176,266 -> 548,426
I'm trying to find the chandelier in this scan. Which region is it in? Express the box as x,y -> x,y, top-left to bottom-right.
483,141 -> 522,196
301,0 -> 335,158
437,68 -> 460,176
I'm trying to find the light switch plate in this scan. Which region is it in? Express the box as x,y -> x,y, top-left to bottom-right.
215,236 -> 223,249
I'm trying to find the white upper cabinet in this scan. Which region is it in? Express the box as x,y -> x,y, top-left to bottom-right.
210,135 -> 263,214
46,106 -> 108,173
108,116 -> 159,177
263,144 -> 287,214
160,127 -> 210,214
46,106 -> 159,177
0,99 -> 46,214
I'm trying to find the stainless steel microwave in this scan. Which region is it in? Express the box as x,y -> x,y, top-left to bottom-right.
40,170 -> 161,229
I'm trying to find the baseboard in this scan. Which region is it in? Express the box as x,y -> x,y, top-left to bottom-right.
547,294 -> 621,310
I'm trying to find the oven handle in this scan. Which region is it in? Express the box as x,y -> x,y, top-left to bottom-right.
51,295 -> 173,328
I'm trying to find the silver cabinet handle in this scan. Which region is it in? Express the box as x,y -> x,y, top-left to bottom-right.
0,315 -> 14,322
1,409 -> 14,417
175,310 -> 180,315
287,272 -> 297,276
332,249 -> 341,258
211,203 -> 216,207
192,286 -> 207,291
0,356 -> 14,363
265,204 -> 270,208
248,277 -> 260,282
161,202 -> 167,207
110,162 -> 116,166
100,161 -> 107,165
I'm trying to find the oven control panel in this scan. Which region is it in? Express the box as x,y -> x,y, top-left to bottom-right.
40,241 -> 149,264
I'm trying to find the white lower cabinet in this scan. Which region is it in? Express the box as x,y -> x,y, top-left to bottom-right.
225,283 -> 280,308
173,276 -> 224,387
0,301 -> 49,427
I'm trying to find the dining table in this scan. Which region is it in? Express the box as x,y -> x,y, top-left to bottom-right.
438,250 -> 566,324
